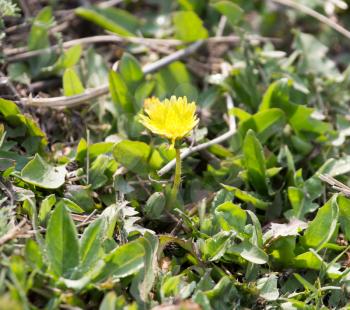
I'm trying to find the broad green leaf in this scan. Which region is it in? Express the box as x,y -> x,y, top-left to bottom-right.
64,185 -> 95,212
215,202 -> 246,233
200,231 -> 232,262
144,192 -> 166,220
55,45 -> 82,70
119,53 -> 144,89
230,240 -> 268,264
155,61 -> 192,99
0,98 -> 21,117
243,130 -> 268,195
337,196 -> 350,241
63,68 -> 85,96
259,79 -> 330,136
246,210 -> 263,248
89,155 -> 110,189
239,109 -> 286,143
109,70 -> 134,113
130,233 -> 159,302
113,140 -> 163,175
97,238 -> 145,281
39,194 -> 56,224
75,7 -> 137,36
27,7 -> 54,74
222,185 -> 269,210
25,239 -> 43,270
268,236 -> 296,267
99,292 -> 117,310
173,11 -> 208,42
211,1 -> 243,27
80,218 -> 105,273
75,139 -> 115,163
302,196 -> 339,250
28,7 -> 52,50
293,251 -> 322,270
0,99 -> 47,152
45,204 -> 79,278
202,276 -> 238,309
257,275 -> 279,301
21,154 -> 66,189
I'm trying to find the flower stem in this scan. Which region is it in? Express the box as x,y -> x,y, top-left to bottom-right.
169,147 -> 181,208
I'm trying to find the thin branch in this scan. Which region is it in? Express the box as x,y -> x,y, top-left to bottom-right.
271,0 -> 350,40
157,94 -> 236,176
0,219 -> 27,246
5,34 -> 277,62
319,174 -> 350,196
22,40 -> 204,108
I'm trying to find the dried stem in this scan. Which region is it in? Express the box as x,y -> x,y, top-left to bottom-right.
0,219 -> 27,246
22,40 -> 204,108
271,0 -> 350,40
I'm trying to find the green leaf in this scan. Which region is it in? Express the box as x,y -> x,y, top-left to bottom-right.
56,198 -> 85,214
119,53 -> 144,89
239,109 -> 286,143
109,70 -> 134,113
64,185 -> 95,212
25,239 -> 44,270
38,194 -> 56,224
337,196 -> 350,241
0,98 -> 21,117
293,251 -> 322,270
211,1 -> 243,27
231,240 -> 268,264
21,154 -> 66,189
75,139 -> 115,163
215,202 -> 246,234
113,140 -> 163,175
259,79 -> 330,136
28,7 -> 52,50
75,7 -> 137,37
80,218 -> 105,273
97,238 -> 145,281
155,61 -> 193,99
173,11 -> 208,42
99,292 -> 117,310
200,231 -> 232,262
130,233 -> 159,302
243,130 -> 268,195
27,7 -> 54,75
45,204 -> 79,278
55,45 -> 82,69
144,192 -> 166,220
89,155 -> 110,189
257,275 -> 279,301
302,195 -> 339,250
222,185 -> 269,210
63,68 -> 85,96
293,273 -> 317,292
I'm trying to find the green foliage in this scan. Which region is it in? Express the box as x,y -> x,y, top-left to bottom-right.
4,0 -> 350,309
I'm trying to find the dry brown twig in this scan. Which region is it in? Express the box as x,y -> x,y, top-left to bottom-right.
271,0 -> 350,40
21,40 -> 204,108
319,174 -> 350,196
0,218 -> 27,246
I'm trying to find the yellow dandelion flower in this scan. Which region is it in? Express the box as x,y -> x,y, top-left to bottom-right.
139,96 -> 199,146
